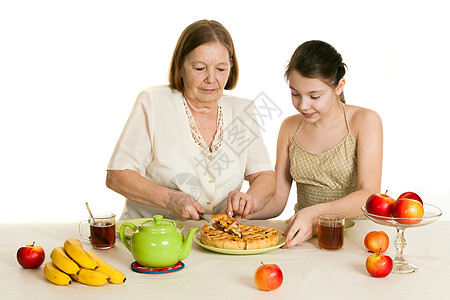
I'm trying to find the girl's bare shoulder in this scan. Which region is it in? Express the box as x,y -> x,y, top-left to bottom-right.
280,114 -> 303,133
345,104 -> 382,134
278,114 -> 303,144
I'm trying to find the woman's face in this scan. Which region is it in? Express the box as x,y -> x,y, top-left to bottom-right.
181,42 -> 231,106
288,70 -> 344,123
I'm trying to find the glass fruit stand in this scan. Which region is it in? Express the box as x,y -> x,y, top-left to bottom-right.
361,203 -> 442,273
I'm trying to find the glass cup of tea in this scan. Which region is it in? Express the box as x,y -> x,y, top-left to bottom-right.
318,213 -> 345,250
79,212 -> 116,249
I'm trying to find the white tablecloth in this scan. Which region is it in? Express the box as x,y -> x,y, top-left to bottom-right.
1,219 -> 449,299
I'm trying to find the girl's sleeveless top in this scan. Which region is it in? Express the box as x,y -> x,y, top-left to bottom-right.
289,104 -> 362,218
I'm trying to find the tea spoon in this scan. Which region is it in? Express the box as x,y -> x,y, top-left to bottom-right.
85,202 -> 97,225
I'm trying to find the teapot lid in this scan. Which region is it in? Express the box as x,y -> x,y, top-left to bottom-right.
141,215 -> 176,233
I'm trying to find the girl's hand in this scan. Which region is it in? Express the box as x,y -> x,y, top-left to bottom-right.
165,190 -> 204,221
226,191 -> 256,221
282,209 -> 317,248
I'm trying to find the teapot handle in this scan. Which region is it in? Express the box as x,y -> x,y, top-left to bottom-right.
119,222 -> 137,253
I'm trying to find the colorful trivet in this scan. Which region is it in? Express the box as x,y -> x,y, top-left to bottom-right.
130,261 -> 185,274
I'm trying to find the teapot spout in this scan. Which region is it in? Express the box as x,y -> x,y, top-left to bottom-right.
179,227 -> 198,261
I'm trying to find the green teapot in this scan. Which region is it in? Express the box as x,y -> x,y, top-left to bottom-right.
119,215 -> 197,268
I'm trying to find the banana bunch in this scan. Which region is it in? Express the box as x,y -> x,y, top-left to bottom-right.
43,238 -> 126,286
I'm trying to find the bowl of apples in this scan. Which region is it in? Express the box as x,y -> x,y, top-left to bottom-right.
362,191 -> 442,274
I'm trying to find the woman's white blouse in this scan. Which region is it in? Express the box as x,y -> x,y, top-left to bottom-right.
107,85 -> 273,220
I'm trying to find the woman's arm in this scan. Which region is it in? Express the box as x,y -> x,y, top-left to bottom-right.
283,108 -> 383,247
106,169 -> 204,220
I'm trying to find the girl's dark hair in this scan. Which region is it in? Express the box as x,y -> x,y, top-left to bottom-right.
285,40 -> 347,103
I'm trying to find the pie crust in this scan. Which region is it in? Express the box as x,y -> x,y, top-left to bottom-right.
200,214 -> 279,250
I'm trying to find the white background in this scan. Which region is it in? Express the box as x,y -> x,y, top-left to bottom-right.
1,0 -> 449,222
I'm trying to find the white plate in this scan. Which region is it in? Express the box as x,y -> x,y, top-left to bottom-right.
116,218 -> 185,239
194,232 -> 286,255
284,218 -> 356,235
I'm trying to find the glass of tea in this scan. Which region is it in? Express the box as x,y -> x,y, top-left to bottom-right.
79,212 -> 116,249
318,213 -> 345,250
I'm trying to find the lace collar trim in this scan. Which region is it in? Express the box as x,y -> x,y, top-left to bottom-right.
182,97 -> 223,155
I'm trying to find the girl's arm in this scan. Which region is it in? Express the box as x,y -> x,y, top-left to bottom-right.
247,118 -> 295,219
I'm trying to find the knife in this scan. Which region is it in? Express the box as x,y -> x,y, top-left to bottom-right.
198,213 -> 212,223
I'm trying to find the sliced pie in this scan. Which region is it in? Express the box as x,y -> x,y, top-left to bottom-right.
200,214 -> 279,250
211,213 -> 242,237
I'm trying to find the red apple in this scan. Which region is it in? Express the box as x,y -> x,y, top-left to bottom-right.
17,242 -> 45,269
365,193 -> 396,218
392,198 -> 424,224
364,231 -> 389,253
254,262 -> 283,291
398,191 -> 423,205
365,252 -> 393,277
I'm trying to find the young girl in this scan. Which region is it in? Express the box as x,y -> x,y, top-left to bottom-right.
249,40 -> 383,248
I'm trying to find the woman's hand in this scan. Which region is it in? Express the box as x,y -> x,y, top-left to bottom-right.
282,209 -> 317,248
165,189 -> 204,221
226,191 -> 256,221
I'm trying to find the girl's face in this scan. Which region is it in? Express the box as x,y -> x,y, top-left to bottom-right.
288,70 -> 344,123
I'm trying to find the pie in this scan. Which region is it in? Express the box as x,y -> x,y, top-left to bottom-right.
210,213 -> 242,237
200,214 -> 279,250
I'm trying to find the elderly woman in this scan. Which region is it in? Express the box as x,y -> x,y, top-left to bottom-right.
106,20 -> 275,221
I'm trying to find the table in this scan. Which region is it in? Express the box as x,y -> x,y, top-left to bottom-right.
2,219 -> 450,299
